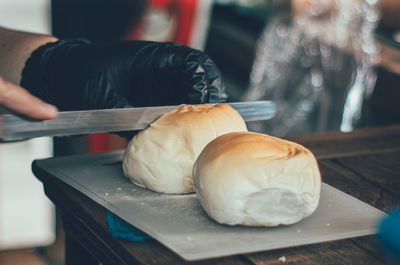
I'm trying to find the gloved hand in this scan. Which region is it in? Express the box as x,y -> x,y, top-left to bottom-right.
20,39 -> 227,112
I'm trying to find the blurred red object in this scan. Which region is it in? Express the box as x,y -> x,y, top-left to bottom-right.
124,0 -> 198,45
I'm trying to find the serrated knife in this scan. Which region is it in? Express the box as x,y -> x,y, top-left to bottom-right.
0,101 -> 275,141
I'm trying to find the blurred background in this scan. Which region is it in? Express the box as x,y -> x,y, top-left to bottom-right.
0,0 -> 399,264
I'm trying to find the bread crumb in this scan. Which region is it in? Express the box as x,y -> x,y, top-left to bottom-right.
105,192 -> 109,196
278,256 -> 287,262
326,223 -> 331,227
117,187 -> 122,191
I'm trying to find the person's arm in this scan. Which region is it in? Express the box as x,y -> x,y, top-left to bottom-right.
1,27 -> 227,130
0,27 -> 57,84
0,27 -> 58,119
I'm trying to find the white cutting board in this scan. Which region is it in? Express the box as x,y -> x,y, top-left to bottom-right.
34,151 -> 386,261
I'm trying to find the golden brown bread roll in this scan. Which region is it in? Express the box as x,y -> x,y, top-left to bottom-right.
193,131 -> 321,226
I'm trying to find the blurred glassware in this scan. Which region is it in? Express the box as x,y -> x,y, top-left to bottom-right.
245,0 -> 381,136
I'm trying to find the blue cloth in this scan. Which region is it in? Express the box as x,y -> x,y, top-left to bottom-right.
377,208 -> 400,263
106,212 -> 151,242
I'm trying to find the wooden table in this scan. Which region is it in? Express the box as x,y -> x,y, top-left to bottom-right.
33,125 -> 400,265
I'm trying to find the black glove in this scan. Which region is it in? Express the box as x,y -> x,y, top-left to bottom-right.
20,39 -> 227,112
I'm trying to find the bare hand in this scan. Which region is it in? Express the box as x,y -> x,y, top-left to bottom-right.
0,75 -> 57,120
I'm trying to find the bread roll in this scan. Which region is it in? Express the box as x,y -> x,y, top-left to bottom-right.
123,103 -> 247,194
193,131 -> 321,226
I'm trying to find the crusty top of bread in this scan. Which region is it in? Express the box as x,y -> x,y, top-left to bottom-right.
194,131 -> 321,226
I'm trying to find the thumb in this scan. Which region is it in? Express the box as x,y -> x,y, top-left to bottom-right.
0,77 -> 58,120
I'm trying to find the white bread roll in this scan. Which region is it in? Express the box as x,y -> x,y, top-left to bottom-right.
193,131 -> 321,226
123,103 -> 247,194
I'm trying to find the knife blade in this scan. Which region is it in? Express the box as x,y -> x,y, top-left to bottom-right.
0,101 -> 275,141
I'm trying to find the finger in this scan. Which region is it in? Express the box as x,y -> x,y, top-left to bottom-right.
0,77 -> 58,120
